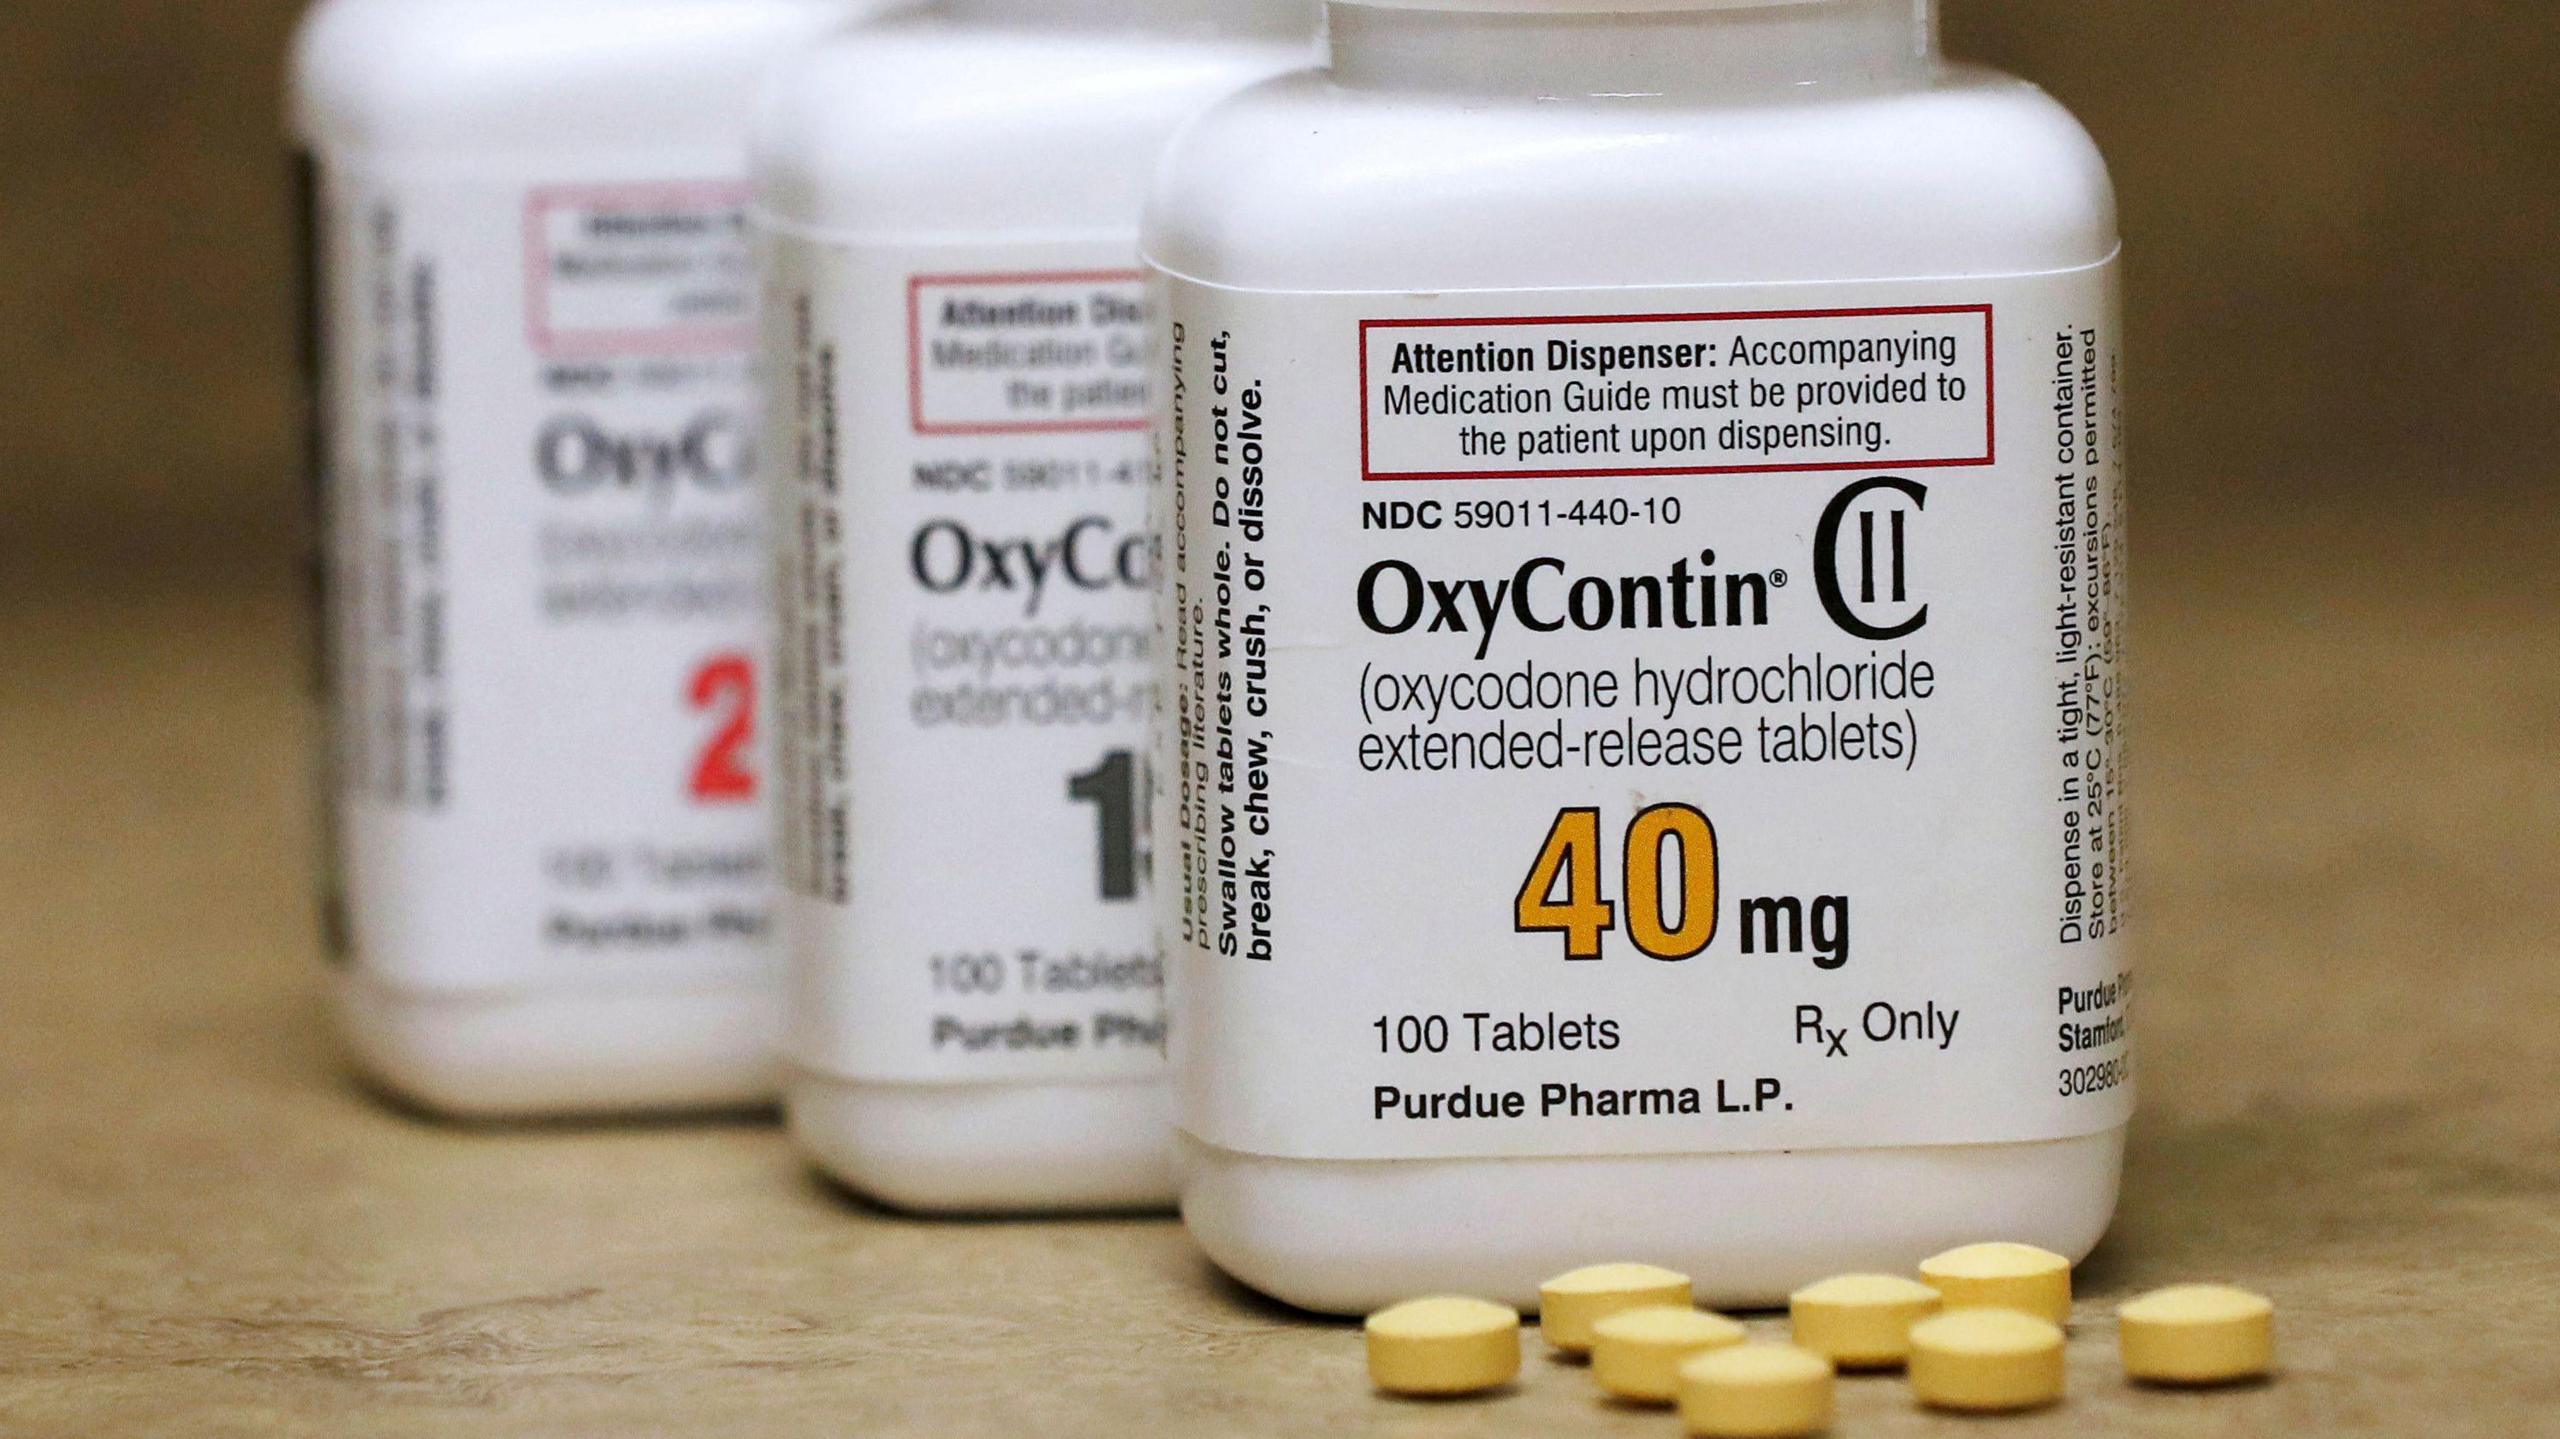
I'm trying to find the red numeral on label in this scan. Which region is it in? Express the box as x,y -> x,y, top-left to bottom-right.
688,654 -> 758,804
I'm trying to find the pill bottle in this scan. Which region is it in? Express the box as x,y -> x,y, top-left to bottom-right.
756,0 -> 1321,1210
294,0 -> 904,1118
1150,0 -> 2130,1311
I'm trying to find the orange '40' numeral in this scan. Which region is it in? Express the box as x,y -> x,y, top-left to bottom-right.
1514,804 -> 1720,962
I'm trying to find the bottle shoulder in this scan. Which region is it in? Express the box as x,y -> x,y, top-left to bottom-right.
292,0 -> 880,157
1145,65 -> 2118,291
753,24 -> 1319,235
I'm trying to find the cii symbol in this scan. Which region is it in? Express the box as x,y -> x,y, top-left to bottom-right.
1814,476 -> 1929,641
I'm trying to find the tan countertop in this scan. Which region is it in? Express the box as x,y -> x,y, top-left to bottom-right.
4,495 -> 2555,1436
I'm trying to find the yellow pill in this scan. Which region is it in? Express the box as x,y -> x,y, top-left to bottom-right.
1790,1273 -> 1943,1369
1591,1306 -> 1749,1404
1677,1343 -> 1836,1438
1366,1297 -> 1522,1396
1907,1309 -> 2067,1413
1918,1242 -> 2074,1324
2118,1285 -> 2275,1385
1540,1263 -> 1695,1355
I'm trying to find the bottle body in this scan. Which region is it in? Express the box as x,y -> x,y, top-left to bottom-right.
1149,0 -> 2131,1312
295,0 -> 892,1118
755,4 -> 1319,1211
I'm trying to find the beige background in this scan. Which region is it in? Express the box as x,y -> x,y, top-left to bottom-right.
3,3 -> 2556,1435
6,0 -> 2557,555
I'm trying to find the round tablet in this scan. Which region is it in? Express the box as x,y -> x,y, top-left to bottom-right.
1677,1343 -> 1835,1438
1540,1263 -> 1696,1355
1790,1273 -> 1943,1369
1907,1309 -> 2067,1413
2118,1284 -> 2275,1385
1591,1306 -> 1749,1404
1918,1242 -> 2074,1324
1365,1297 -> 1522,1396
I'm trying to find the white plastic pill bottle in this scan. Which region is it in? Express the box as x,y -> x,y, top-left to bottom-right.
294,0 -> 904,1117
1151,0 -> 2131,1311
755,0 -> 1321,1210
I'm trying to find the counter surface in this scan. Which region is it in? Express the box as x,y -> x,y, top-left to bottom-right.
4,499 -> 2553,1436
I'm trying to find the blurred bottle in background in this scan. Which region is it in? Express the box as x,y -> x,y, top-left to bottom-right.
294,0 -> 910,1118
756,0 -> 1320,1210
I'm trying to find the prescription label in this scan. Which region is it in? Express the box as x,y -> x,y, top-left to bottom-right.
313,158 -> 777,993
1158,258 -> 2130,1160
768,237 -> 1166,1084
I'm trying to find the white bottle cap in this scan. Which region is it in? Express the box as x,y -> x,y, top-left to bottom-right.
1339,0 -> 1831,13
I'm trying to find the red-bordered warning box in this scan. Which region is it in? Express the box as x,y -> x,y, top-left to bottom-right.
523,181 -> 753,358
908,270 -> 1151,437
1359,304 -> 1996,482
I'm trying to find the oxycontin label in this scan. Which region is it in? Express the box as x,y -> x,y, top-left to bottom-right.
767,235 -> 1167,1084
1157,259 -> 2130,1160
315,158 -> 778,994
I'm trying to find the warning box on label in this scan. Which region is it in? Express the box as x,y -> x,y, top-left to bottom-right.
908,271 -> 1152,436
524,182 -> 754,357
1359,305 -> 1995,482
